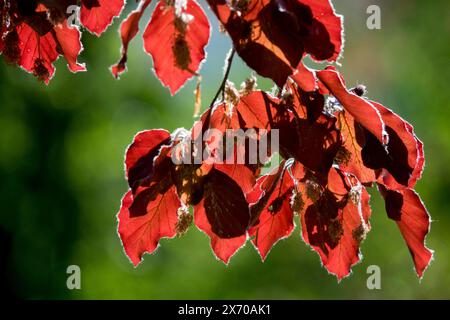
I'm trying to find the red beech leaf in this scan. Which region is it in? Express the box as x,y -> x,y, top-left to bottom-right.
281,113 -> 341,174
80,0 -> 125,36
214,163 -> 256,195
111,0 -> 153,78
247,161 -> 298,260
378,184 -> 433,278
297,0 -> 343,62
201,89 -> 280,125
194,198 -> 247,264
336,111 -> 377,184
117,187 -> 181,266
143,0 -> 211,95
15,19 -> 85,83
207,0 -> 342,86
370,101 -> 425,189
201,97 -> 278,172
192,164 -> 252,264
301,168 -> 371,280
201,168 -> 251,238
237,91 -> 284,130
206,101 -> 241,132
16,21 -> 58,83
271,83 -> 342,174
291,62 -> 317,92
53,23 -> 86,73
317,68 -> 388,144
199,104 -> 243,168
125,129 -> 172,193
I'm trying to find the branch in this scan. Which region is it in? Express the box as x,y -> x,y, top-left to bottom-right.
209,47 -> 236,108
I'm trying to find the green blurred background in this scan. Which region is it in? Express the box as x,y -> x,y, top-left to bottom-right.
0,0 -> 449,299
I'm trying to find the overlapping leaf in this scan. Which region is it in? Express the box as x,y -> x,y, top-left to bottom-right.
125,129 -> 172,193
111,0 -> 153,78
0,0 -> 115,82
370,101 -> 425,189
301,168 -> 371,280
378,184 -> 433,278
143,0 -> 210,94
206,0 -> 342,87
118,186 -> 181,266
247,161 -> 298,260
116,69 -> 432,279
80,0 -> 125,36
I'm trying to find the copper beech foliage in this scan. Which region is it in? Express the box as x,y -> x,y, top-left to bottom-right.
1,0 -> 433,280
0,0 -> 126,82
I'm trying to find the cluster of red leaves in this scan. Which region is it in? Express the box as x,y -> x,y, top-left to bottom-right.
0,0 -> 433,280
117,0 -> 433,280
0,0 -> 124,82
110,0 -> 342,94
111,0 -> 211,95
119,75 -> 432,281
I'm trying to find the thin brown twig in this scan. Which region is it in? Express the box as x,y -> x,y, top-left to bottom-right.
209,47 -> 236,109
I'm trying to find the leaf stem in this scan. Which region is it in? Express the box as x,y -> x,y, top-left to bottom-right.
209,47 -> 236,108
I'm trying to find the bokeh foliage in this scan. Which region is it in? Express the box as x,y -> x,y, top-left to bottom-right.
0,0 -> 449,299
